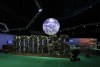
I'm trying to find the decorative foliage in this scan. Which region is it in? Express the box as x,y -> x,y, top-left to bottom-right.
13,34 -> 69,56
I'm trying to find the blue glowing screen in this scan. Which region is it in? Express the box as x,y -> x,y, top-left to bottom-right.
0,33 -> 15,49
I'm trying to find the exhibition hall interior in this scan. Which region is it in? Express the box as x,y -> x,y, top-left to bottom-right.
0,0 -> 100,67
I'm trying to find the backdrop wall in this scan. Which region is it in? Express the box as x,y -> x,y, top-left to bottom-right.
0,33 -> 15,49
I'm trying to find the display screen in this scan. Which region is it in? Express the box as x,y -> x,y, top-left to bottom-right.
0,33 -> 15,49
69,38 -> 97,46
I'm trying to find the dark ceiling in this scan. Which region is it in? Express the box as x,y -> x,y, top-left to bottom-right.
0,0 -> 100,37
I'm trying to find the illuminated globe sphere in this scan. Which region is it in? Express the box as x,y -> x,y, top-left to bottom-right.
43,18 -> 60,35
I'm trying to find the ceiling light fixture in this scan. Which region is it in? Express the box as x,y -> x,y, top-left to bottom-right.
97,25 -> 99,26
38,9 -> 42,12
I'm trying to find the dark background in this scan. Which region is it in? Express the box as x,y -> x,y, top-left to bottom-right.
0,0 -> 100,38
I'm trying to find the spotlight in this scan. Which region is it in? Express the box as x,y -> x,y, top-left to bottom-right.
89,6 -> 92,8
38,9 -> 42,12
84,26 -> 86,27
73,28 -> 76,29
97,25 -> 99,26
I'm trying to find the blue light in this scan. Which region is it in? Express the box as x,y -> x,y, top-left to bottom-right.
8,40 -> 12,44
0,33 -> 15,49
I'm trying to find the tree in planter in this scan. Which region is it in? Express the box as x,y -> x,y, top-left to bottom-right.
59,35 -> 70,55
48,41 -> 53,55
29,35 -> 39,54
23,35 -> 38,54
33,35 -> 39,54
13,36 -> 17,52
20,36 -> 25,53
25,36 -> 31,53
21,36 -> 30,53
38,35 -> 48,55
36,35 -> 40,54
48,35 -> 60,55
20,36 -> 26,53
28,35 -> 34,54
13,36 -> 22,53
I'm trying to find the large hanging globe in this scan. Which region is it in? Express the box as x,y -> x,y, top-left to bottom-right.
43,18 -> 60,35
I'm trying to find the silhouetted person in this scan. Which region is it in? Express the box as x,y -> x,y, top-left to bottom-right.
70,49 -> 80,61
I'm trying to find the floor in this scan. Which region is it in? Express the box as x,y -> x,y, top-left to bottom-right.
0,53 -> 100,67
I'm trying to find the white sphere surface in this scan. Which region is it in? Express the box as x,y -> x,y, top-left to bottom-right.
43,18 -> 60,35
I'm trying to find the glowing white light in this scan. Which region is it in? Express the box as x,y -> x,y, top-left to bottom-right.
27,36 -> 29,38
18,36 -> 20,39
38,9 -> 42,12
69,40 -> 73,42
43,18 -> 60,35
